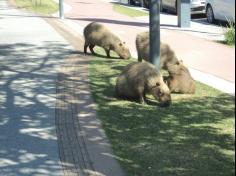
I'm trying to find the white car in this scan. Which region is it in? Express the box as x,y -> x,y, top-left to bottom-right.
129,0 -> 206,14
205,0 -> 235,23
160,0 -> 205,14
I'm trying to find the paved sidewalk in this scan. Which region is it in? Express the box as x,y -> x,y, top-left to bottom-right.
61,0 -> 235,95
0,1 -> 69,175
0,1 -> 124,175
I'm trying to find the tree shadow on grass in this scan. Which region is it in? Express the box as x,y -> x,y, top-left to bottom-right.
89,57 -> 235,176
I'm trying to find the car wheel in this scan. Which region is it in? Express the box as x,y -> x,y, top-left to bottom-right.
129,0 -> 135,5
206,5 -> 215,23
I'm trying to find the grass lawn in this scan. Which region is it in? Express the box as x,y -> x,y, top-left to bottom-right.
224,22 -> 235,46
12,0 -> 58,15
89,48 -> 235,176
113,3 -> 148,17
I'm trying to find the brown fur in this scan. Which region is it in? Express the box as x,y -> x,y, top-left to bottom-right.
136,31 -> 196,94
84,22 -> 131,59
164,63 -> 196,94
116,62 -> 171,107
136,31 -> 180,73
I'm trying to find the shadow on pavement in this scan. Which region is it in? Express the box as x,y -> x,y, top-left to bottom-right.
69,17 -> 149,27
160,25 -> 222,35
0,42 -> 75,176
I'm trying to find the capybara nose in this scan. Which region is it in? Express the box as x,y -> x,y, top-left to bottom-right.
159,100 -> 171,107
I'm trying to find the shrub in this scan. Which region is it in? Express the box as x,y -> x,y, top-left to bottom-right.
224,21 -> 235,46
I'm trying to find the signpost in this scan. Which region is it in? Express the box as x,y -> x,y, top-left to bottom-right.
59,0 -> 64,19
177,0 -> 191,28
149,0 -> 161,71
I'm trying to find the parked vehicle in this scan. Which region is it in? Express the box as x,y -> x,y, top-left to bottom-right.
128,0 -> 149,8
205,0 -> 235,23
129,0 -> 205,15
160,0 -> 205,14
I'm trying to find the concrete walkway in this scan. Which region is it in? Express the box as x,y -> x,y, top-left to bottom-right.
0,0 -> 68,175
61,0 -> 235,95
0,0 -> 124,175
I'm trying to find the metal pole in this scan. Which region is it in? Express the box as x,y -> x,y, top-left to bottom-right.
59,0 -> 64,19
177,0 -> 190,27
150,0 -> 161,71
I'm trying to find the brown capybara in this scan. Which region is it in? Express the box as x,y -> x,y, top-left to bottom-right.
116,62 -> 171,107
136,31 -> 180,73
136,31 -> 196,94
84,22 -> 131,59
164,63 -> 196,94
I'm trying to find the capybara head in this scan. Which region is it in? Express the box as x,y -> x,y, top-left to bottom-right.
165,63 -> 196,94
151,81 -> 172,107
167,60 -> 184,74
115,42 -> 131,59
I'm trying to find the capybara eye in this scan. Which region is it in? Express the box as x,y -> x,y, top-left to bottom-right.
156,82 -> 160,86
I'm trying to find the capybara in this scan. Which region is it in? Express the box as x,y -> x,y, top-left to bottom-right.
84,22 -> 131,59
164,63 -> 196,94
116,62 -> 171,107
136,31 -> 196,94
136,31 -> 180,73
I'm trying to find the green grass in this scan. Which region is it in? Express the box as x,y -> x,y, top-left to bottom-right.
13,0 -> 58,15
89,48 -> 235,176
224,22 -> 235,46
113,3 -> 148,17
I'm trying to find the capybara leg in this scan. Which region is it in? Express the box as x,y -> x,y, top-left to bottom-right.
139,92 -> 147,104
139,96 -> 146,105
84,43 -> 89,54
138,53 -> 142,62
105,49 -> 110,58
89,44 -> 96,55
